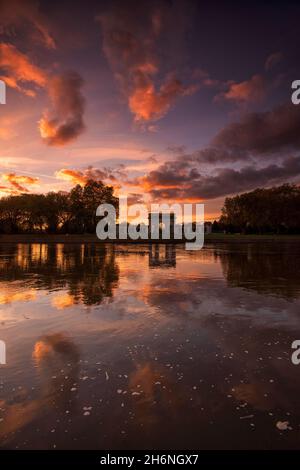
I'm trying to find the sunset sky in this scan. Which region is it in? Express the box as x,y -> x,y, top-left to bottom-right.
0,0 -> 300,219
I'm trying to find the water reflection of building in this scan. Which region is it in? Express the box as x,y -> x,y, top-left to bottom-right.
149,244 -> 176,268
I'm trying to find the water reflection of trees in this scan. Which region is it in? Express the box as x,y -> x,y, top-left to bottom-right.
0,243 -> 119,305
217,242 -> 300,299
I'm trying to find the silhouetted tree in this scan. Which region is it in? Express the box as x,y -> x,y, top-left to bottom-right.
220,184 -> 300,234
0,180 -> 118,234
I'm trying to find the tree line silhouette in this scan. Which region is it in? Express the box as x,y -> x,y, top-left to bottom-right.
0,180 -> 118,234
0,181 -> 299,235
219,184 -> 300,234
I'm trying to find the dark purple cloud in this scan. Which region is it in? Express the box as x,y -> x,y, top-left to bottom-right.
212,103 -> 300,156
39,71 -> 85,146
140,156 -> 300,200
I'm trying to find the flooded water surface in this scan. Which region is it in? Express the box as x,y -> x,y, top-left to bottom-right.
0,242 -> 300,449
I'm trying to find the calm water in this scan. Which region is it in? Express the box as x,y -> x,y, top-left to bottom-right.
0,241 -> 300,449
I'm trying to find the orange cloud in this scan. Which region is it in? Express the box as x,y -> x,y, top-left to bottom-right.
216,74 -> 267,104
0,43 -> 85,146
2,172 -> 39,192
56,166 -> 118,186
55,168 -> 89,186
98,1 -> 198,125
0,0 -> 55,49
39,72 -> 85,146
0,43 -> 47,96
129,75 -> 197,122
0,185 -> 18,197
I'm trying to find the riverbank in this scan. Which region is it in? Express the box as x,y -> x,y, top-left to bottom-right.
1,233 -> 300,244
